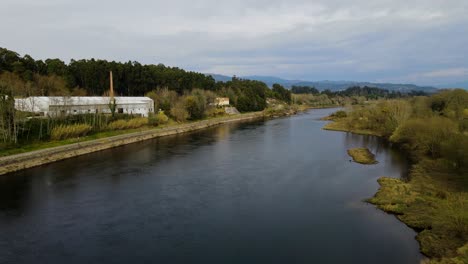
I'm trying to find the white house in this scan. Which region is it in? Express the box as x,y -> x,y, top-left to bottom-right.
15,96 -> 154,117
214,97 -> 230,106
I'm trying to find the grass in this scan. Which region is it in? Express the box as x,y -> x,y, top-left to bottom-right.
323,119 -> 383,137
347,148 -> 378,164
51,124 -> 93,140
0,126 -> 155,157
0,112 -> 263,158
367,160 -> 468,263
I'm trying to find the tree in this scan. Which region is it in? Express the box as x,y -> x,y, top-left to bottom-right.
0,48 -> 20,73
109,98 -> 117,117
33,74 -> 69,96
0,84 -> 17,143
390,117 -> 459,159
184,95 -> 205,120
272,83 -> 292,103
291,86 -> 319,94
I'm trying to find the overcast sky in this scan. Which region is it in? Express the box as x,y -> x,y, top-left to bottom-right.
1,0 -> 467,87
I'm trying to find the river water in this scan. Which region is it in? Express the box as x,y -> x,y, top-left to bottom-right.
0,108 -> 422,264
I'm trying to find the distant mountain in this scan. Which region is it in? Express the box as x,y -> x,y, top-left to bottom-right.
436,82 -> 468,89
207,74 -> 439,93
206,73 -> 233,83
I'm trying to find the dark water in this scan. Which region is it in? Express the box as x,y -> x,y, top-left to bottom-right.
0,108 -> 422,264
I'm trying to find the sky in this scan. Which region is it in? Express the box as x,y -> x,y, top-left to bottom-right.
1,0 -> 468,87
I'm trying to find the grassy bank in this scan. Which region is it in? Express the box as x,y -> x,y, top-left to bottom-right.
0,111 -> 268,176
347,148 -> 378,164
0,113 -> 258,158
323,120 -> 383,137
322,92 -> 468,263
367,160 -> 468,263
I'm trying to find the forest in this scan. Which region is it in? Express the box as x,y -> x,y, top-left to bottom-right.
0,47 -> 215,96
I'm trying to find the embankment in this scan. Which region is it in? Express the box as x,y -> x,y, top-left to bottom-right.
0,112 -> 264,176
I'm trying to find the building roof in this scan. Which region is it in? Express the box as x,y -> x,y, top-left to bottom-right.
15,96 -> 153,112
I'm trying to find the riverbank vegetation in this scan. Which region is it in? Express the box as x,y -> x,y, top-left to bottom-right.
1,47 -> 431,158
347,148 -> 378,164
325,89 -> 468,263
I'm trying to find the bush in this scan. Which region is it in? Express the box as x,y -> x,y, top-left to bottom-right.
108,117 -> 147,130
184,95 -> 205,120
148,111 -> 169,126
156,111 -> 169,124
170,102 -> 189,122
146,88 -> 179,112
331,110 -> 347,118
390,117 -> 459,159
127,118 -> 148,128
50,124 -> 92,140
205,107 -> 225,117
107,119 -> 127,130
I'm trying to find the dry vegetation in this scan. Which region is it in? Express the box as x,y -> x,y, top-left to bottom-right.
368,160 -> 468,263
107,118 -> 148,130
50,124 -> 92,140
347,148 -> 378,164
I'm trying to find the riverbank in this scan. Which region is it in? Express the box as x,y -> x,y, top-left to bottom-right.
0,102 -> 319,176
322,117 -> 383,137
0,112 -> 265,176
323,114 -> 468,263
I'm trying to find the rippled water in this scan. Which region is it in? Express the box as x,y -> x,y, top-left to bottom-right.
0,108 -> 422,264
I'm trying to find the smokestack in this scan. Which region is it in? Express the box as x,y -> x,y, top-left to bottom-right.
109,71 -> 114,99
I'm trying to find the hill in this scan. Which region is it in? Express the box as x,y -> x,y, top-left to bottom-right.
208,74 -> 439,93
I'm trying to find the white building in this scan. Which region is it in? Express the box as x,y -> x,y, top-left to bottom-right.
15,96 -> 154,117
214,97 -> 230,106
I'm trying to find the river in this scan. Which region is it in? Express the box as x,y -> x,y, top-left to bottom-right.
0,108 -> 422,264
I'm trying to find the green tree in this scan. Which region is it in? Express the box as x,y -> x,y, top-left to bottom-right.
272,83 -> 292,103
0,84 -> 17,143
390,117 -> 459,159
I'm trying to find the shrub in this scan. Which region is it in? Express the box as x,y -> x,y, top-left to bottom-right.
170,101 -> 189,122
148,111 -> 169,126
331,110 -> 347,118
156,111 -> 169,124
108,117 -> 147,130
205,107 -> 225,117
146,88 -> 178,112
50,124 -> 92,140
127,117 -> 148,128
184,95 -> 205,120
390,117 -> 459,159
107,119 -> 127,130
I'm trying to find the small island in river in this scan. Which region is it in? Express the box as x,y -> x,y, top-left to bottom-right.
347,148 -> 378,164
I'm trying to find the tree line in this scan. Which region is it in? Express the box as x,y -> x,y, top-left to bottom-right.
333,89 -> 468,167
293,85 -> 427,99
0,47 -> 216,96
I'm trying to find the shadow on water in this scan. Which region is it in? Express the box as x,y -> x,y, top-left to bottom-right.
0,108 -> 421,264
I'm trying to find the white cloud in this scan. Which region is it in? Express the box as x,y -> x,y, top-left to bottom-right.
1,0 -> 468,85
419,68 -> 468,78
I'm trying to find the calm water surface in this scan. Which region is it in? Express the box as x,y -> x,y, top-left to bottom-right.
0,108 -> 422,264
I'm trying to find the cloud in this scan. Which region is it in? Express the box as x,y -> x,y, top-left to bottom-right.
1,0 -> 467,86
419,68 -> 468,78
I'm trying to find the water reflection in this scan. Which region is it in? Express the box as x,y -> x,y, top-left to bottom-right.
0,175 -> 30,213
343,132 -> 409,178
